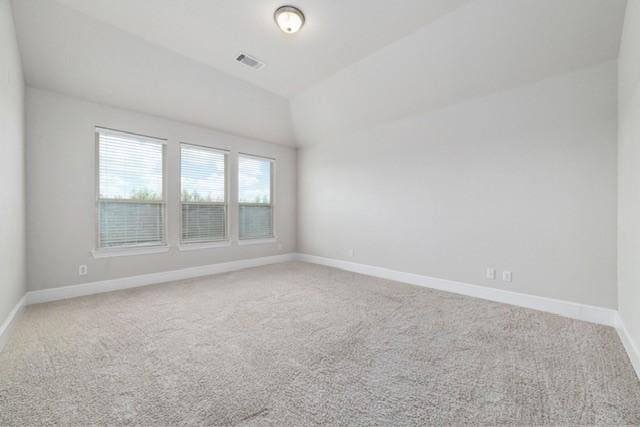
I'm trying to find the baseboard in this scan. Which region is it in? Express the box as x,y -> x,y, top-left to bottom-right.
616,314 -> 640,379
5,252 -> 639,380
0,295 -> 26,352
295,253 -> 618,327
27,253 -> 297,305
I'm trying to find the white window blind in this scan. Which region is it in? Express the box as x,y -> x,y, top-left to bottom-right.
181,144 -> 227,242
238,155 -> 273,240
97,128 -> 165,248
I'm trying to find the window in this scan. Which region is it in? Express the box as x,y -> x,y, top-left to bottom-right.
238,155 -> 274,240
97,128 -> 166,248
180,144 -> 227,243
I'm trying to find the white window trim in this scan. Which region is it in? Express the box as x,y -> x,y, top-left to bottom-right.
237,237 -> 278,246
178,240 -> 232,251
95,127 -> 168,251
238,153 -> 276,241
179,143 -> 230,245
91,244 -> 170,259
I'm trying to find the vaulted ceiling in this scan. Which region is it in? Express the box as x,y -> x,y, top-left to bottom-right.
52,0 -> 471,98
11,0 -> 627,146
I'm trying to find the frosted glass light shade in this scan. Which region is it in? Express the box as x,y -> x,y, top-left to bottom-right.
274,6 -> 305,34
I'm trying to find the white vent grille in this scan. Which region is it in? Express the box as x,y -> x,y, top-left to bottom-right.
236,53 -> 265,70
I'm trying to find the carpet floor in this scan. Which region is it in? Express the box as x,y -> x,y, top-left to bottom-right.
1,261 -> 639,425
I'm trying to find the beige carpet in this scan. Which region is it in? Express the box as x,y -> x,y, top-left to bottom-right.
1,261 -> 639,425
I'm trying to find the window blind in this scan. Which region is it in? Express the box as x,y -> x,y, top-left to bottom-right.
97,128 -> 165,248
238,155 -> 273,239
181,144 -> 227,242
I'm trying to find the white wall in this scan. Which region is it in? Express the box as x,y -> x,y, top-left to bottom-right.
0,0 -> 26,323
26,88 -> 296,291
297,61 -> 618,308
618,0 -> 640,355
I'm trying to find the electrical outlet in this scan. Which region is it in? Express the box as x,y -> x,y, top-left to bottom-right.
486,268 -> 496,280
78,265 -> 88,276
502,271 -> 512,282
347,249 -> 354,257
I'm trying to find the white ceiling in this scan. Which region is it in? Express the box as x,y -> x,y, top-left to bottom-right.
291,0 -> 628,145
12,0 -> 296,145
11,0 -> 628,146
51,0 -> 472,98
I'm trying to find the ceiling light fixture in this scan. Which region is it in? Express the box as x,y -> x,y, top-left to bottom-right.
274,5 -> 305,34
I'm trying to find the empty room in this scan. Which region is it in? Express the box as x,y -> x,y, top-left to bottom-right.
1,0 -> 640,425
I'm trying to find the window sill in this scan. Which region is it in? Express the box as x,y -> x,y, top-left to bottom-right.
178,241 -> 232,251
91,245 -> 170,259
237,237 -> 278,246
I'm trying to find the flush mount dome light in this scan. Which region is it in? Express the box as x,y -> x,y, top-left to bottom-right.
274,5 -> 305,34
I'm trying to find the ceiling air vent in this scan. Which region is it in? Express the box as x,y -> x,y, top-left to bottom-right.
236,53 -> 265,70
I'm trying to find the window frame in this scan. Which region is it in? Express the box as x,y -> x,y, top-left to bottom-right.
238,153 -> 276,241
179,142 -> 230,245
94,127 -> 168,253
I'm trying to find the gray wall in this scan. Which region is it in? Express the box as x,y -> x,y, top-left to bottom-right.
0,0 -> 26,323
297,61 -> 618,308
26,88 -> 297,291
618,1 -> 640,352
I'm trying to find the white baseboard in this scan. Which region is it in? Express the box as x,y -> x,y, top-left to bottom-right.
295,253 -> 618,327
0,295 -> 26,352
616,314 -> 640,380
27,253 -> 297,305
